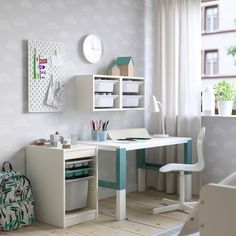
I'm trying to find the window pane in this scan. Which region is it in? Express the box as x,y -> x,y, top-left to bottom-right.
205,6 -> 218,32
205,51 -> 218,75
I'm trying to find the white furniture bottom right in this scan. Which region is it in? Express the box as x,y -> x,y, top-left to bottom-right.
180,171 -> 236,236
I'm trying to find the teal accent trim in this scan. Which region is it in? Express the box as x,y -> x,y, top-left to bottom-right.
184,139 -> 192,175
116,148 -> 126,190
142,163 -> 163,170
136,149 -> 145,168
98,180 -> 117,189
116,56 -> 134,65
137,149 -> 163,170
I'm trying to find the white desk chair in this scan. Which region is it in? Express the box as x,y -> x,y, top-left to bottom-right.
153,127 -> 205,214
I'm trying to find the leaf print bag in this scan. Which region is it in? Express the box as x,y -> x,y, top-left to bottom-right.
0,161 -> 34,231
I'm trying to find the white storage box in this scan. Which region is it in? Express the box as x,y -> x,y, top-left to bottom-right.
95,95 -> 118,108
123,95 -> 143,107
65,180 -> 88,211
123,80 -> 143,93
95,79 -> 118,92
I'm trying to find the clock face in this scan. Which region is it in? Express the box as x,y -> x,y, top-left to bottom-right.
82,34 -> 103,63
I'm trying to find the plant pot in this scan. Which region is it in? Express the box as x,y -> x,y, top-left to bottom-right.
217,100 -> 233,116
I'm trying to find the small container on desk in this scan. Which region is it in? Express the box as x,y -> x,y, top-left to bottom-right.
91,130 -> 107,141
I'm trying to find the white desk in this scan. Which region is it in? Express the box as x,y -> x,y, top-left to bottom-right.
79,136 -> 192,220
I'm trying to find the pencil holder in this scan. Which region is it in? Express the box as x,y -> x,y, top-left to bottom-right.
98,131 -> 107,141
91,131 -> 107,141
91,130 -> 99,141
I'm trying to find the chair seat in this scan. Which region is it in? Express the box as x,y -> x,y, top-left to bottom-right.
159,163 -> 199,173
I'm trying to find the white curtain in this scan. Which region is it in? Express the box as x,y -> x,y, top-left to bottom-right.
147,0 -> 201,194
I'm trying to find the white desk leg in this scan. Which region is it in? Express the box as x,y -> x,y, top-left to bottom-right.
185,174 -> 192,201
116,189 -> 126,220
138,168 -> 146,192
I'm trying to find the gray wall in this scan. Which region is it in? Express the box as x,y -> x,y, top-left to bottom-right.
202,116 -> 236,184
0,0 -> 145,198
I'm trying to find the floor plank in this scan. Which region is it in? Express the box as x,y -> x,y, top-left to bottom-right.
3,190 -> 189,236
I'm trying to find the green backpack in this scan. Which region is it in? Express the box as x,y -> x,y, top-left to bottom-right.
0,162 -> 34,231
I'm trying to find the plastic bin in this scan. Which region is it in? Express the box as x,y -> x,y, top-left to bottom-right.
95,95 -> 118,108
65,179 -> 88,211
123,95 -> 143,107
123,80 -> 143,93
95,79 -> 118,92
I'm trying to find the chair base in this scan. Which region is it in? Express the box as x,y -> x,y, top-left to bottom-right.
153,198 -> 198,214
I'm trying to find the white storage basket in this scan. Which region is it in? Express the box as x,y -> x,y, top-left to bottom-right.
122,81 -> 143,93
65,180 -> 88,211
123,95 -> 143,107
95,79 -> 118,92
95,95 -> 118,108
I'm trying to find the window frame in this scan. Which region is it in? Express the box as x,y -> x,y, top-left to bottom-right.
201,3 -> 219,33
202,49 -> 219,76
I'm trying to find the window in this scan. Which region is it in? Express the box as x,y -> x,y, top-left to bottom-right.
204,50 -> 219,75
202,5 -> 219,32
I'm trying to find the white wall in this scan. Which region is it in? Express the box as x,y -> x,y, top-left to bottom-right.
219,0 -> 236,30
0,0 -> 145,199
202,115 -> 236,184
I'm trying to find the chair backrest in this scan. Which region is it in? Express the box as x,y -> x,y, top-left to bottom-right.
195,127 -> 206,171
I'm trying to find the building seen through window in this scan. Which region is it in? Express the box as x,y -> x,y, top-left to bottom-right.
204,5 -> 219,32
204,50 -> 218,75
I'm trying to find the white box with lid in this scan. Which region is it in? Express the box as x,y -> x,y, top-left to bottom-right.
122,80 -> 143,93
95,95 -> 118,108
94,79 -> 118,92
123,95 -> 143,107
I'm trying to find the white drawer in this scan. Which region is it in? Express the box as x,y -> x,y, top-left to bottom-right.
64,149 -> 96,160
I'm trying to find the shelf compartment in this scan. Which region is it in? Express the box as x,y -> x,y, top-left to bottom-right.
65,179 -> 88,211
94,79 -> 118,92
65,176 -> 94,183
65,158 -> 93,165
95,95 -> 118,108
122,95 -> 143,108
122,80 -> 143,93
65,167 -> 93,179
64,208 -> 97,228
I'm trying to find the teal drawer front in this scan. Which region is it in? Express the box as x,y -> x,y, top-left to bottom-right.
65,167 -> 93,179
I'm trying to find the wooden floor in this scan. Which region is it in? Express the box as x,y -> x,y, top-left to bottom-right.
2,190 -> 189,236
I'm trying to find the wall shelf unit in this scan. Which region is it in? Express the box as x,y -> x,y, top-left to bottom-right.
26,144 -> 98,228
75,74 -> 144,111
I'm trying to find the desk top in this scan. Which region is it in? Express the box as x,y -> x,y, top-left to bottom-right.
78,136 -> 191,151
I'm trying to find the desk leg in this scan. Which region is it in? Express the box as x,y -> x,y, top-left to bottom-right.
137,149 -> 146,192
116,190 -> 126,220
116,148 -> 126,220
184,140 -> 192,200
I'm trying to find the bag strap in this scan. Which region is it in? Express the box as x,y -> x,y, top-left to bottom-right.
2,161 -> 13,172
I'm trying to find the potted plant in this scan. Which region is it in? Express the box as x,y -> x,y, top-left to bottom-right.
213,80 -> 236,115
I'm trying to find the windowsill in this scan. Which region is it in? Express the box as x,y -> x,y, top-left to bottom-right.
202,29 -> 236,35
202,75 -> 236,79
201,114 -> 236,117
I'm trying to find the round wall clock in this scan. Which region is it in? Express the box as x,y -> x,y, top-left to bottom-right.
82,34 -> 103,63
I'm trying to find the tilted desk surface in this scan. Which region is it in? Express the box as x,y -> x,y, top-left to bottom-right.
78,136 -> 192,220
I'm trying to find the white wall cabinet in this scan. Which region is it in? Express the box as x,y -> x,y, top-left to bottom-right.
75,74 -> 144,111
26,144 -> 98,228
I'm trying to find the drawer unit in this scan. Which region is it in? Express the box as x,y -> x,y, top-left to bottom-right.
26,144 -> 98,228
64,148 -> 96,160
